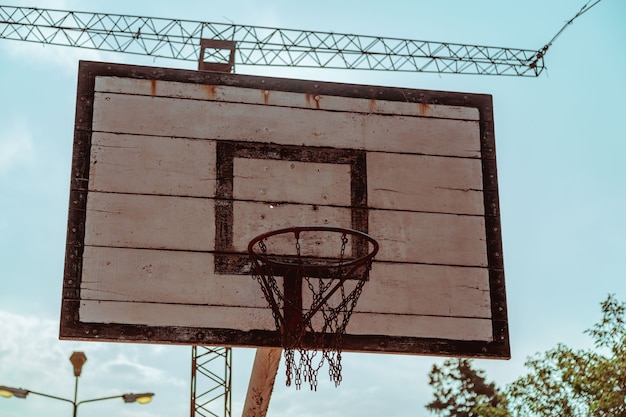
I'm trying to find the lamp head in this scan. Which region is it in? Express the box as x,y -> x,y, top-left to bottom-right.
122,393 -> 154,404
0,386 -> 29,399
69,351 -> 87,377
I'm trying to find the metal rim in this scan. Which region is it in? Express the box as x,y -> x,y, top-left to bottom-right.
247,226 -> 379,271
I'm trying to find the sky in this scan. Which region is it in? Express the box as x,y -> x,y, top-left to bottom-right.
1,0 -> 625,416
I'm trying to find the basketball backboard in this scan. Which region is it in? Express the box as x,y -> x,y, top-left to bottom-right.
61,61 -> 509,359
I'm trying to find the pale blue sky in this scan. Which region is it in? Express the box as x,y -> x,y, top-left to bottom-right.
1,1 -> 625,416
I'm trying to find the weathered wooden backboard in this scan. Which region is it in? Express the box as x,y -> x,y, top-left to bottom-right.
61,61 -> 509,358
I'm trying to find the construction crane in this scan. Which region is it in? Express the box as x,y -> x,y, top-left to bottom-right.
0,4 -> 549,76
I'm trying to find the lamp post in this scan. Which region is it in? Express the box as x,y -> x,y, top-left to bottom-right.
0,351 -> 154,417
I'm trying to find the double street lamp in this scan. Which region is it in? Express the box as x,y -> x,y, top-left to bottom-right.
0,351 -> 154,416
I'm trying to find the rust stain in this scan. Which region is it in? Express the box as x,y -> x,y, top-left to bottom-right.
204,85 -> 218,100
150,80 -> 157,96
417,102 -> 433,117
368,99 -> 377,113
305,93 -> 321,109
261,89 -> 270,105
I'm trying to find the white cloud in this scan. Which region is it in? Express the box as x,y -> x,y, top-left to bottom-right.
99,353 -> 176,384
0,311 -> 100,386
0,119 -> 34,173
0,310 -> 189,417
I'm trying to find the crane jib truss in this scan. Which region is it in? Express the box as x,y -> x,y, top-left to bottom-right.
0,4 -> 545,76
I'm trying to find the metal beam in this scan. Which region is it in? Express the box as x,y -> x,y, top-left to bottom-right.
0,5 -> 544,76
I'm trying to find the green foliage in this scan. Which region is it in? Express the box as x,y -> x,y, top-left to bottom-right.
507,294 -> 626,417
426,295 -> 626,417
426,358 -> 507,417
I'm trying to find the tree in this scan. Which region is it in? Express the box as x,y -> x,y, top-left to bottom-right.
426,295 -> 626,417
426,358 -> 508,417
507,294 -> 626,417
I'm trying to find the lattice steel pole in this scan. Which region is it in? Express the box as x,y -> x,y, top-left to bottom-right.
191,346 -> 232,417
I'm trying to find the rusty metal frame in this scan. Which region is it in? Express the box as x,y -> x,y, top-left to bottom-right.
198,39 -> 236,72
190,346 -> 232,417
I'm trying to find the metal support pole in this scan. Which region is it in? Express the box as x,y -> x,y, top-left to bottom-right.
73,376 -> 79,417
190,346 -> 232,417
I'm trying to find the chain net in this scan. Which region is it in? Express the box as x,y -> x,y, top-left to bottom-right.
249,227 -> 377,390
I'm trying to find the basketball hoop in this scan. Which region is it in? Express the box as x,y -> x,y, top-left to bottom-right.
248,226 -> 379,389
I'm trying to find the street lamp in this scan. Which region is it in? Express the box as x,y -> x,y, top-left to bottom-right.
0,351 -> 154,416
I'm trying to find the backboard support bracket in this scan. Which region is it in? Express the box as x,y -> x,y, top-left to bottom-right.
198,39 -> 236,72
242,348 -> 282,417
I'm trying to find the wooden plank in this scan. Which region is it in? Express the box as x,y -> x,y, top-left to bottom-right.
347,312 -> 494,341
80,300 -> 276,331
80,247 -> 490,321
90,133 -> 216,197
95,76 -> 481,120
92,92 -> 481,158
233,204 -> 487,265
80,248 -> 269,307
368,152 -> 484,215
356,263 -> 491,318
371,210 -> 488,266
233,157 -> 351,206
232,201 -> 352,253
79,300 -> 493,341
84,192 -> 214,251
